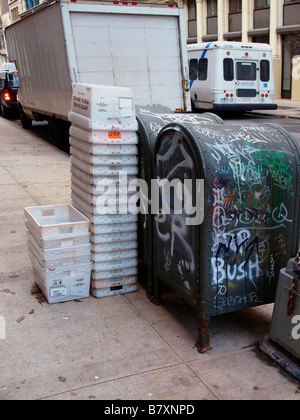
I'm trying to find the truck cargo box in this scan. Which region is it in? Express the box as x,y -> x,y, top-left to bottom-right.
5,0 -> 190,132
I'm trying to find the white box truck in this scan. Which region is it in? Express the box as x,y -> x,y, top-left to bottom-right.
5,0 -> 190,147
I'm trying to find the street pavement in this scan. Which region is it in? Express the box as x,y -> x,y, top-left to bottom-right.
0,100 -> 300,401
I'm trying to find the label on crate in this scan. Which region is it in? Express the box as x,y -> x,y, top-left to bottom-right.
108,131 -> 121,139
50,286 -> 67,297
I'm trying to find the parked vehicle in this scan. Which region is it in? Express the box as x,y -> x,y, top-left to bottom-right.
5,0 -> 190,148
0,62 -> 20,119
188,41 -> 278,112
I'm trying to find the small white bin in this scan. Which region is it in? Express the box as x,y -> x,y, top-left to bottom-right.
92,283 -> 138,298
71,156 -> 139,176
92,266 -> 138,281
69,125 -> 138,145
27,238 -> 92,270
70,136 -> 138,156
92,248 -> 137,263
24,204 -> 90,240
92,231 -> 137,244
30,252 -> 92,304
92,258 -> 138,272
92,275 -> 137,290
71,165 -> 137,187
91,222 -> 137,235
25,223 -> 91,250
70,146 -> 138,166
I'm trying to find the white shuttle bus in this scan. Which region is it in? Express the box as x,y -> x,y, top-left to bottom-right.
188,41 -> 278,112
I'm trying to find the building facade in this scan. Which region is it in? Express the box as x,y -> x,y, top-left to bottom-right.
184,0 -> 300,100
0,0 -> 40,64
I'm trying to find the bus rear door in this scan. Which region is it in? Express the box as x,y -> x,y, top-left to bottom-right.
234,59 -> 260,105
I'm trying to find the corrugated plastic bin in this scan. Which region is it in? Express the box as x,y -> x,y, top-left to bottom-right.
68,83 -> 139,297
24,204 -> 92,304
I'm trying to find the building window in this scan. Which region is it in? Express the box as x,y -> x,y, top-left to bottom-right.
229,0 -> 242,13
207,0 -> 217,17
207,0 -> 217,35
25,0 -> 39,10
228,0 -> 242,32
253,0 -> 270,29
188,0 -> 197,39
254,0 -> 270,9
283,0 -> 300,26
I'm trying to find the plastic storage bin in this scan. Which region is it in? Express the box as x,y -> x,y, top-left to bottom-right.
25,204 -> 92,303
30,252 -> 92,304
24,204 -> 90,240
69,84 -> 139,297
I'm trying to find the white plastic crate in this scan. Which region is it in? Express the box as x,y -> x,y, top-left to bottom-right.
25,223 -> 91,250
70,146 -> 138,166
24,204 -> 90,240
92,231 -> 137,244
71,192 -> 137,217
92,275 -> 137,290
30,252 -> 92,304
71,174 -> 138,196
71,183 -> 135,207
71,199 -> 137,225
68,84 -> 138,131
28,247 -> 91,271
92,249 -> 138,263
91,283 -> 138,298
91,222 -> 137,235
92,258 -> 138,273
70,136 -> 138,156
92,266 -> 138,281
70,125 -> 138,145
71,156 -> 139,176
27,237 -> 91,268
93,240 -> 138,253
71,165 -> 137,187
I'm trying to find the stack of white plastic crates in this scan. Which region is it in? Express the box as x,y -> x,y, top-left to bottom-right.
68,84 -> 139,297
25,204 -> 92,304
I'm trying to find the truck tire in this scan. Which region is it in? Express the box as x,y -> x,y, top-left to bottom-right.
19,105 -> 32,129
1,103 -> 11,119
48,118 -> 70,153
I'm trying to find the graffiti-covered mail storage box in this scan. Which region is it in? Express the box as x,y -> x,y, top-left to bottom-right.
152,122 -> 300,353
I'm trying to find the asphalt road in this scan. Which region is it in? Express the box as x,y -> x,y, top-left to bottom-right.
4,111 -> 300,151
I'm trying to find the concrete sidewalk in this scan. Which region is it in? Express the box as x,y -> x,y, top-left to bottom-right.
0,115 -> 299,401
248,98 -> 300,119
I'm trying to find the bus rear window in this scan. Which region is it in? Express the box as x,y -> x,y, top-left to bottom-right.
198,58 -> 208,81
189,59 -> 198,81
223,58 -> 234,81
236,62 -> 257,81
260,60 -> 270,82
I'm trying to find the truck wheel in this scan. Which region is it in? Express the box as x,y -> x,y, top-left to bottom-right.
1,103 -> 11,119
48,118 -> 70,153
19,106 -> 32,129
